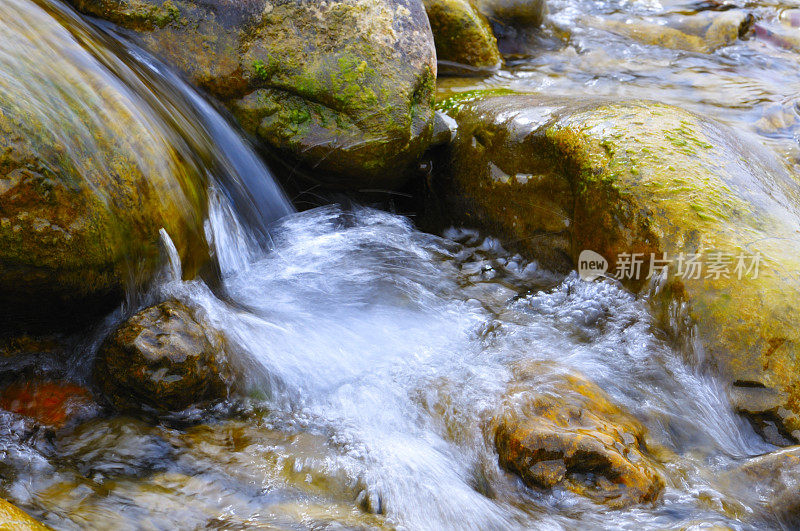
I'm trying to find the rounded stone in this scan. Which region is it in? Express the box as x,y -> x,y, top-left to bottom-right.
94,299 -> 231,415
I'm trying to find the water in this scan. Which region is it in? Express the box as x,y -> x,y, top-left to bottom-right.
33,0 -> 293,238
1,201 -> 780,529
439,0 -> 800,175
0,0 -> 797,529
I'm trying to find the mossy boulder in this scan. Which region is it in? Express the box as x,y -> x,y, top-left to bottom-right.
0,498 -> 49,530
433,92 -> 800,439
0,1 -> 207,333
69,0 -> 438,188
424,0 -> 502,72
493,362 -> 665,507
94,299 -> 231,415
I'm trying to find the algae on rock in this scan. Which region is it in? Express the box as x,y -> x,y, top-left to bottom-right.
433,92 -> 800,439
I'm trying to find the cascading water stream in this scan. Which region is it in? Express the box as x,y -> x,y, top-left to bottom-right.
0,0 -> 791,529
34,0 -> 294,239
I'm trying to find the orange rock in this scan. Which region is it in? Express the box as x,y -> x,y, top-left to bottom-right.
0,381 -> 93,428
0,498 -> 49,530
493,362 -> 665,508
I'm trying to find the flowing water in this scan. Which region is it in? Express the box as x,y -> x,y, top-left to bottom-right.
1,0 -> 798,529
440,0 -> 800,174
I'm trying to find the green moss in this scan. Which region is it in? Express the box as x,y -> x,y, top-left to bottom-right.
436,88 -> 516,114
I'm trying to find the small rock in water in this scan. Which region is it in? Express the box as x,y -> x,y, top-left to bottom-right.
492,361 -> 665,508
93,299 -> 232,416
0,381 -> 95,429
476,0 -> 548,29
584,10 -> 754,53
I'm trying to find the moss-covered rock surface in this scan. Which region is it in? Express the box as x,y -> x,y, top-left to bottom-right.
70,0 -> 438,188
434,92 -> 800,438
424,0 -> 502,71
0,3 -> 207,333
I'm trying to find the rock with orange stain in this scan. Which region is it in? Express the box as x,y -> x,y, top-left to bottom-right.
493,361 -> 665,508
0,381 -> 94,429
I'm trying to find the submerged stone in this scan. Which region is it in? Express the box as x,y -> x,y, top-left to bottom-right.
584,11 -> 755,53
69,0 -> 438,189
94,299 -> 231,415
721,447 -> 800,527
424,0 -> 502,72
432,92 -> 800,440
0,381 -> 96,429
493,362 -> 665,507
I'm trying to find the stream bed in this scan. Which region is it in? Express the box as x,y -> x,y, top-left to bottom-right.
1,0 -> 799,529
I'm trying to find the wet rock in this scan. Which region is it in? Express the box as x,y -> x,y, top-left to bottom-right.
424,0 -> 502,72
721,447 -> 800,527
433,92 -> 800,440
493,362 -> 665,507
0,381 -> 96,429
93,299 -> 231,415
0,1 -> 207,333
584,11 -> 754,53
0,498 -> 49,530
69,0 -> 437,189
476,0 -> 547,30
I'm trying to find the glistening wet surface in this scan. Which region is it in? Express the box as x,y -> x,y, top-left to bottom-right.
1,0 -> 798,529
439,0 -> 800,174
0,204 -> 782,529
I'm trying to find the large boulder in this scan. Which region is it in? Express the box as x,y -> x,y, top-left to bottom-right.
69,0 -> 438,188
424,0 -> 502,72
432,92 -> 800,438
94,299 -> 231,415
0,0 -> 207,333
492,362 -> 665,507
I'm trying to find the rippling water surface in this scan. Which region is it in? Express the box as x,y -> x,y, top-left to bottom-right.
1,0 -> 798,529
1,201 -> 779,529
440,0 -> 800,172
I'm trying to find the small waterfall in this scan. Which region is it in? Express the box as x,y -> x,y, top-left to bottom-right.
34,0 -> 294,241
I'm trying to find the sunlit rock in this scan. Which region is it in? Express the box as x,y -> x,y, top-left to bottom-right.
492,361 -> 665,507
0,498 -> 49,530
476,0 -> 548,30
432,91 -> 800,440
94,299 -> 231,415
69,0 -> 438,189
424,0 -> 502,72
